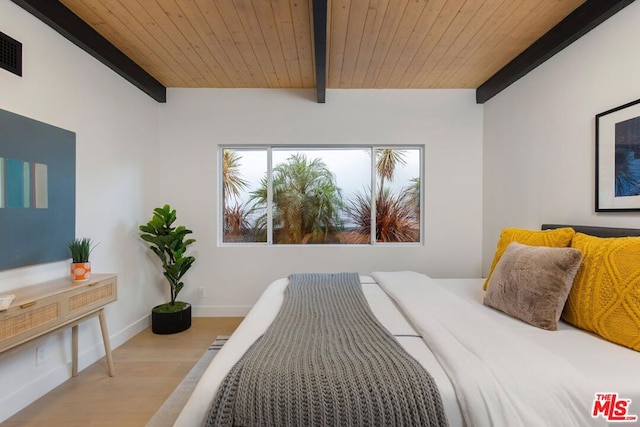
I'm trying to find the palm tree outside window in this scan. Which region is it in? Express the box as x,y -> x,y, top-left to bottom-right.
220,146 -> 422,245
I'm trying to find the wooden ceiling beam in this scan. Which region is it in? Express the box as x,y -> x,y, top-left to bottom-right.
476,0 -> 635,104
312,0 -> 328,103
10,0 -> 166,103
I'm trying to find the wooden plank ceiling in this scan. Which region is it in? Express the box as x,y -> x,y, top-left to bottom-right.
58,0 -> 587,91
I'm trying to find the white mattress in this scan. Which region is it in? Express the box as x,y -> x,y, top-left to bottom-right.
175,275 -> 640,427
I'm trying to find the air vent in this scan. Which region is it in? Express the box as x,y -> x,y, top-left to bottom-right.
0,31 -> 22,77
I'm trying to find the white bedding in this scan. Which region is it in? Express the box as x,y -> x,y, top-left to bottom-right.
175,273 -> 640,427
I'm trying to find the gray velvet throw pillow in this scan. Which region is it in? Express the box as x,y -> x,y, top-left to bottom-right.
483,242 -> 583,331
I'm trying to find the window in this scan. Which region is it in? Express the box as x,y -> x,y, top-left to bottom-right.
221,146 -> 422,245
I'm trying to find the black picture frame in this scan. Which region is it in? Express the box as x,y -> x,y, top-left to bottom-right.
595,97 -> 640,212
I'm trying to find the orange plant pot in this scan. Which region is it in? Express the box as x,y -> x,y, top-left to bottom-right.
71,262 -> 91,282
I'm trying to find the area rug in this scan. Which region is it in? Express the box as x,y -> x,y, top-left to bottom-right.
146,335 -> 228,427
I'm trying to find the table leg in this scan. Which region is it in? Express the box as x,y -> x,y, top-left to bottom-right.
98,309 -> 115,376
72,325 -> 78,377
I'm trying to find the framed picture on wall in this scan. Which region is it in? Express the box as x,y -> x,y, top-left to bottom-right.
596,97 -> 640,212
0,109 -> 76,270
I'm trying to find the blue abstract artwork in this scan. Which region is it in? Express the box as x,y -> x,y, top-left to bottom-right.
614,116 -> 640,197
0,109 -> 75,270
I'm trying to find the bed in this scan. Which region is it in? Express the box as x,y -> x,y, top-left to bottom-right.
175,225 -> 640,427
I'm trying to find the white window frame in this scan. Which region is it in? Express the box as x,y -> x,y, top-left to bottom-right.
218,145 -> 424,246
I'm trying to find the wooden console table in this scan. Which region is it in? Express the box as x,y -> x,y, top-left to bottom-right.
0,274 -> 117,376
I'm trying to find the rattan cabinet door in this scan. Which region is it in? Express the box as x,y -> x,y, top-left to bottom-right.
66,277 -> 117,319
0,294 -> 63,352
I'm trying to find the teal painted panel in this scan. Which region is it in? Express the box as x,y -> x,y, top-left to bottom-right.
5,158 -> 23,208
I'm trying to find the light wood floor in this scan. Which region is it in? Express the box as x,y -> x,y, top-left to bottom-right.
3,317 -> 243,427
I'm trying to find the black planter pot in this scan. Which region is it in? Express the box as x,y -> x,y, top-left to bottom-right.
151,302 -> 192,334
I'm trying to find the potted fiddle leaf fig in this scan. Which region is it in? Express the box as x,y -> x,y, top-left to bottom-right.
139,204 -> 196,334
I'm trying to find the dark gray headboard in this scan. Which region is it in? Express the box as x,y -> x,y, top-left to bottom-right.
541,224 -> 640,238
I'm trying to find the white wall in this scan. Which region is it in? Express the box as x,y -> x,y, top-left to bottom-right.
159,89 -> 484,315
0,1 -> 160,421
482,2 -> 640,275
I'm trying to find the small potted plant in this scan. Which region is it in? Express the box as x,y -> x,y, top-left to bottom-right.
67,238 -> 97,282
139,204 -> 196,334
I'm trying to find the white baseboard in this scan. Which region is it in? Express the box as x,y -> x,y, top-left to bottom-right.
0,359 -> 70,423
192,305 -> 251,317
110,314 -> 151,348
76,313 -> 150,371
0,314 -> 150,423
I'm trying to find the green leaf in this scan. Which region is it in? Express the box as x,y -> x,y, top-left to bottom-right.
67,237 -> 99,263
140,204 -> 196,303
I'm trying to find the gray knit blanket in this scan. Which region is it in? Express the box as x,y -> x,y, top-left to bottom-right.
205,272 -> 448,427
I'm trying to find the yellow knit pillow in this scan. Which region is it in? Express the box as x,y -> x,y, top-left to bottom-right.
563,233 -> 640,351
483,227 -> 575,290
